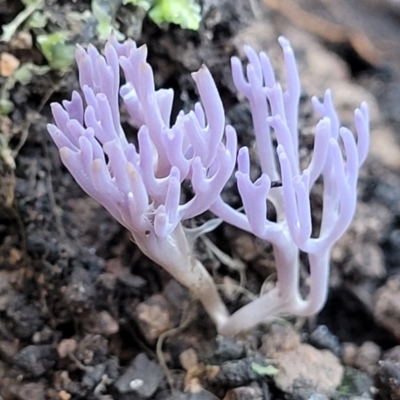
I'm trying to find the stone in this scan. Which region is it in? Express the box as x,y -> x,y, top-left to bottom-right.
354,341 -> 381,375
259,324 -> 300,358
5,294 -> 44,339
216,357 -> 262,387
75,334 -> 108,366
259,324 -> 343,396
272,343 -> 343,396
134,294 -> 177,343
16,382 -> 46,400
114,353 -> 163,398
309,325 -> 341,357
13,345 -> 58,378
383,345 -> 400,363
374,277 -> 400,340
83,310 -> 119,337
222,383 -> 263,400
215,335 -> 246,361
180,348 -> 199,371
342,343 -> 358,367
376,360 -> 400,400
57,339 -> 78,358
0,52 -> 20,77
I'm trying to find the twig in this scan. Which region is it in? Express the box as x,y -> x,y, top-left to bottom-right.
0,0 -> 44,42
156,299 -> 196,392
201,234 -> 247,300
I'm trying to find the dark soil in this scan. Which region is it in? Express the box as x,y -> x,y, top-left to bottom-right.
2,0 -> 400,399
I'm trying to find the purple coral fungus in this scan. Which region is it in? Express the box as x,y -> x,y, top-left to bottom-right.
48,35 -> 369,336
